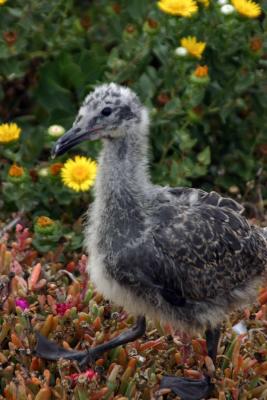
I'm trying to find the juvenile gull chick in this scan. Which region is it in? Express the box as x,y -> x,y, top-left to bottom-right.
36,83 -> 267,399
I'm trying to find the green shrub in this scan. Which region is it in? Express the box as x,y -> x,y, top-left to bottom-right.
0,0 -> 266,230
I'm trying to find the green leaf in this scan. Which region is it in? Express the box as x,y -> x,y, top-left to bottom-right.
126,0 -> 148,21
197,146 -> 211,166
178,130 -> 197,152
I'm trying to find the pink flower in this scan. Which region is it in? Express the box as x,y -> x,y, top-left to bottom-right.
55,302 -> 72,316
15,298 -> 29,310
65,369 -> 97,386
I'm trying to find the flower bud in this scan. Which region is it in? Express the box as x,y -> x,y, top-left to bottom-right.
34,216 -> 58,235
38,167 -> 49,177
143,18 -> 159,34
190,65 -> 210,85
174,47 -> 188,57
47,125 -> 65,138
220,4 -> 235,14
8,164 -> 27,183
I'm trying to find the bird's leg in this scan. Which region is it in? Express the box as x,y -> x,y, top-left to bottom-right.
205,325 -> 221,363
35,316 -> 146,368
160,326 -> 221,400
79,315 -> 146,367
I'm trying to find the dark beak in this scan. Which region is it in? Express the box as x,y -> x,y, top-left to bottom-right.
51,127 -> 102,158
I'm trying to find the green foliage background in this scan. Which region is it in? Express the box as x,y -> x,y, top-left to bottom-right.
0,0 -> 267,220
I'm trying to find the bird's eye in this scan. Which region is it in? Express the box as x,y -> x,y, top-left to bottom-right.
101,107 -> 113,117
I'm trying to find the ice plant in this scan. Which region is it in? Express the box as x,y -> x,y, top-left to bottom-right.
56,302 -> 73,316
180,36 -> 206,59
157,0 -> 198,17
0,123 -> 21,143
65,369 -> 97,386
61,156 -> 97,192
231,0 -> 261,18
15,298 -> 29,311
47,125 -> 65,138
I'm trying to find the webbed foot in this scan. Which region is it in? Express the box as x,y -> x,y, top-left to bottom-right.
160,375 -> 213,400
35,315 -> 146,367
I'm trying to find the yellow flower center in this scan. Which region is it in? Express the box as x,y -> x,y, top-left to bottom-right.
8,164 -> 24,177
36,216 -> 54,227
72,165 -> 91,182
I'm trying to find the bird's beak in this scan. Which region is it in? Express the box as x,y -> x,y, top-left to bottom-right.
51,126 -> 102,158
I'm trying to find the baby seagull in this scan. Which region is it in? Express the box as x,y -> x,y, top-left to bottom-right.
36,83 -> 267,399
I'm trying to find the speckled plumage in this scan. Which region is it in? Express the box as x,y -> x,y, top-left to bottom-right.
70,83 -> 267,333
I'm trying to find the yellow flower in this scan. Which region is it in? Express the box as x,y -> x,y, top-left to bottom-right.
231,0 -> 261,18
0,123 -> 21,143
61,156 -> 97,192
0,0 -> 7,5
197,0 -> 209,6
181,36 -> 206,58
157,0 -> 198,17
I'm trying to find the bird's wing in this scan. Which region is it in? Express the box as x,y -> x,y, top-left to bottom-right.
161,187 -> 244,214
149,202 -> 266,301
112,202 -> 266,306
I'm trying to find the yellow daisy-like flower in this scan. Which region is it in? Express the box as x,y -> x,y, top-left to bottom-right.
0,0 -> 7,5
157,0 -> 198,17
231,0 -> 261,18
181,36 -> 206,59
0,123 -> 21,144
61,156 -> 97,192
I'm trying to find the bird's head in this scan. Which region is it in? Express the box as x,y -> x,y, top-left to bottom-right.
52,83 -> 148,157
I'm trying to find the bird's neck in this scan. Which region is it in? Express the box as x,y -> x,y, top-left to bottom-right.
97,132 -> 150,193
91,129 -> 151,251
